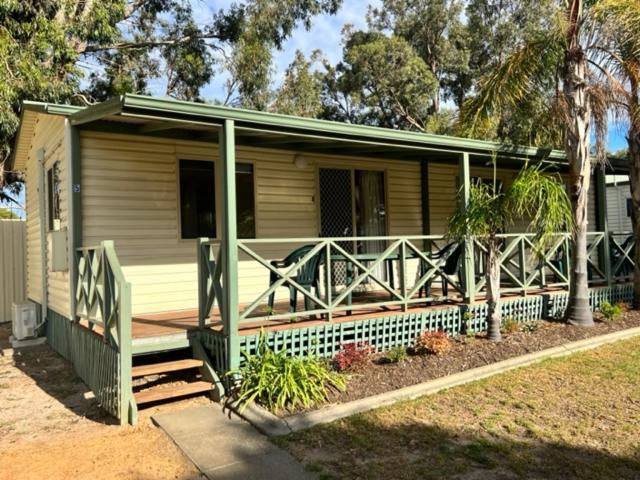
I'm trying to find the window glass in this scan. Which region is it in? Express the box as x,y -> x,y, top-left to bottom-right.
47,161 -> 61,231
179,160 -> 216,239
179,160 -> 256,239
236,163 -> 256,238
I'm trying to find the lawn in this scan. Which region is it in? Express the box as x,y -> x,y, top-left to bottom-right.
279,336 -> 640,480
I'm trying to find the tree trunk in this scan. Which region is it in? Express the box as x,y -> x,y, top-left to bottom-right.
562,4 -> 594,327
486,237 -> 502,341
628,79 -> 640,308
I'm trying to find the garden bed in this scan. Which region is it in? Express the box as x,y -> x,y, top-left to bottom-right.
276,307 -> 640,416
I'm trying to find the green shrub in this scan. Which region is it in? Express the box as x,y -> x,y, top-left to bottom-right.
386,346 -> 408,364
501,317 -> 520,334
599,301 -> 623,322
520,321 -> 540,333
231,338 -> 346,412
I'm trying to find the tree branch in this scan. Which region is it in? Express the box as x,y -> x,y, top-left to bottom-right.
79,33 -> 224,54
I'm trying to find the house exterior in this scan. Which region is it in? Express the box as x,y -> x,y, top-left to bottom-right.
607,176 -> 633,233
9,94 -> 634,424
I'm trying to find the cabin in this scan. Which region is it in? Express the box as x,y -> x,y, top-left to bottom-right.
606,176 -> 633,233
10,94 -> 634,424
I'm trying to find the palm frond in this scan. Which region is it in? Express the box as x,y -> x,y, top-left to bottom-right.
458,29 -> 565,137
505,164 -> 573,249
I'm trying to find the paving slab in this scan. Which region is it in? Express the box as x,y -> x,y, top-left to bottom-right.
153,404 -> 315,480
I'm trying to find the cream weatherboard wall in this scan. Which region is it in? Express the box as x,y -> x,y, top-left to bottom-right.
427,163 -> 598,234
79,131 -> 425,314
24,114 -> 71,318
607,183 -> 632,233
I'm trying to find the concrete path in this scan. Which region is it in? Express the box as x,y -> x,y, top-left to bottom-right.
153,404 -> 315,480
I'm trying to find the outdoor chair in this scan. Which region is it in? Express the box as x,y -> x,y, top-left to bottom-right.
267,245 -> 323,313
418,242 -> 463,299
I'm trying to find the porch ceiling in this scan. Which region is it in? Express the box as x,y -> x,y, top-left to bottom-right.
12,94 -> 631,173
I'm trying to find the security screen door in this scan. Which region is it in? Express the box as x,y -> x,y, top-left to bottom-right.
319,167 -> 387,289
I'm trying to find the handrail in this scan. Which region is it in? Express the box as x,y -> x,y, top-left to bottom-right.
199,235 -> 462,325
197,232 -> 636,328
74,240 -> 135,424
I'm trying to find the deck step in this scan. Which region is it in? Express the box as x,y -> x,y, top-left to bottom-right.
132,359 -> 203,378
134,380 -> 212,405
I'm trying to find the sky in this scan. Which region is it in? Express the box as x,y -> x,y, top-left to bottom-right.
0,0 -> 630,218
177,0 -> 629,152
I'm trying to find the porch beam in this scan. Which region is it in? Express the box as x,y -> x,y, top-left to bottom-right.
219,119 -> 240,371
459,152 -> 476,303
595,167 -> 612,285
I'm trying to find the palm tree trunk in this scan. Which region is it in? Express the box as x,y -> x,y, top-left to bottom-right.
628,79 -> 640,308
486,237 -> 502,341
562,1 -> 594,327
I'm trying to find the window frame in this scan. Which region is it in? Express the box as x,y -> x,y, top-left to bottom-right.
176,157 -> 258,241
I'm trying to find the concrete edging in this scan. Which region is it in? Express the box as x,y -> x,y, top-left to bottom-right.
229,326 -> 640,437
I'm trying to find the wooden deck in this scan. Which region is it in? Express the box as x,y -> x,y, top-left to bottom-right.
129,285 -> 569,343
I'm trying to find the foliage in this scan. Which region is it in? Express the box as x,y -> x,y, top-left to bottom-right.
320,30 -> 438,130
449,163 -> 572,246
0,207 -> 20,219
0,0 -> 342,183
334,342 -> 375,372
368,0 -> 468,112
448,162 -> 571,341
520,322 -> 540,334
386,346 -> 408,364
501,317 -> 520,334
599,301 -> 623,322
414,331 -> 452,356
272,50 -> 324,117
232,338 -> 346,412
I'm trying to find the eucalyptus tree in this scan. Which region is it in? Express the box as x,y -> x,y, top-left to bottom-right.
368,0 -> 468,112
0,0 -> 342,183
272,50 -> 324,117
591,0 -> 640,307
448,164 -> 572,341
458,0 -> 611,326
320,30 -> 439,130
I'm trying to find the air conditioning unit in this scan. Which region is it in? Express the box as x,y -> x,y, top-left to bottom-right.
12,302 -> 37,340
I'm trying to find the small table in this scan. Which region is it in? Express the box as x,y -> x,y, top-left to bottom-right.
328,250 -> 422,310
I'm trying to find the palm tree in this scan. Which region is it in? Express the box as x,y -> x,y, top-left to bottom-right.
590,0 -> 640,306
448,163 -> 572,341
458,0 -> 611,327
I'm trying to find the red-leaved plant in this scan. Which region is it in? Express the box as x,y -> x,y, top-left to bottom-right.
333,342 -> 375,372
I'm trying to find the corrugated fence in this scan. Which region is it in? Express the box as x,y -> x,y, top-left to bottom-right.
0,220 -> 26,322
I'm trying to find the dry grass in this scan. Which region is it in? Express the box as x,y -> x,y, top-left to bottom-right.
279,336 -> 640,480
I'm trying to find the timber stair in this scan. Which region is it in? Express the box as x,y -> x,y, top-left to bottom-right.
132,351 -> 213,406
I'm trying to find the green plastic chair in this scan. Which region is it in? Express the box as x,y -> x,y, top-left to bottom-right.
268,245 -> 323,313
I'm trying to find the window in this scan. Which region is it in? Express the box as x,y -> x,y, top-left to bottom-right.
179,160 -> 256,239
180,160 -> 216,239
236,163 -> 256,238
627,198 -> 633,218
47,161 -> 61,231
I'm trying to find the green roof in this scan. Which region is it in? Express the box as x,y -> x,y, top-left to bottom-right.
13,93 -> 630,172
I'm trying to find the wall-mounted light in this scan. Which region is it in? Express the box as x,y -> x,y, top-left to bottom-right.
293,154 -> 310,169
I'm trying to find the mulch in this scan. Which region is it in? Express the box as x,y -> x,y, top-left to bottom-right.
303,307 -> 640,412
